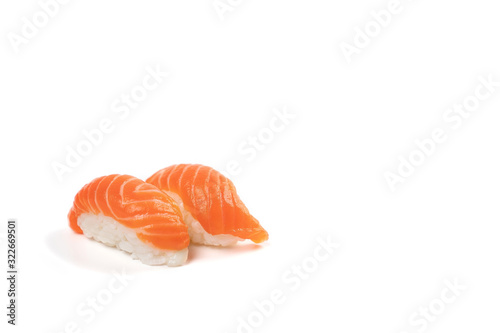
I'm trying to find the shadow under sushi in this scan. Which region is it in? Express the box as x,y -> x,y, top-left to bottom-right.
46,229 -> 267,269
45,229 -> 155,273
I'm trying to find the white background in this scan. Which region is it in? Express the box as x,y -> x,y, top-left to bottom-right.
1,0 -> 500,332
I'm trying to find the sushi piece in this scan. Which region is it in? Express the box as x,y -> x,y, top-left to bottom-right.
68,174 -> 189,266
146,164 -> 268,246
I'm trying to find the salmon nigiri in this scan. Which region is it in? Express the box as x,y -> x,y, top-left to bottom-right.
146,164 -> 268,246
68,174 -> 189,266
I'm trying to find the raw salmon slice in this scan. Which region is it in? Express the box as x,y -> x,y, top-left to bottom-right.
68,174 -> 189,266
147,164 -> 268,246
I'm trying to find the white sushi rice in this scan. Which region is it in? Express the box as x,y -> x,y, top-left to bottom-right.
77,213 -> 188,266
165,191 -> 243,246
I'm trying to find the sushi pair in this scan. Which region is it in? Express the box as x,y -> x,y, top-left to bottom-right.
68,164 -> 268,266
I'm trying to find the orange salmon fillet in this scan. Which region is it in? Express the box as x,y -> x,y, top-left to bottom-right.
68,174 -> 189,251
147,164 -> 268,243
